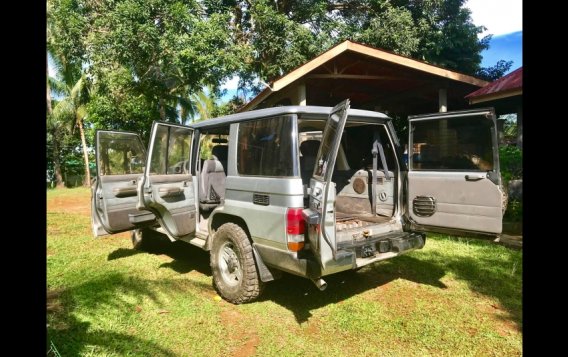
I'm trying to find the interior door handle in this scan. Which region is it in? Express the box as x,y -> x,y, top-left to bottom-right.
465,174 -> 486,181
158,186 -> 184,198
113,186 -> 138,197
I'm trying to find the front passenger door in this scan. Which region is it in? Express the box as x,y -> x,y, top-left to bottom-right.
139,122 -> 197,239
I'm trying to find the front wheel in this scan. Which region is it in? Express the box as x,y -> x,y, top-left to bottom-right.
131,228 -> 167,252
210,223 -> 263,304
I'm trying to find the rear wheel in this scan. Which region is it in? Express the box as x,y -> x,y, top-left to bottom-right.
210,223 -> 263,304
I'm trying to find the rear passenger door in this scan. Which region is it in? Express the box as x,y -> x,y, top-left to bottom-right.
138,122 -> 197,239
407,108 -> 503,235
307,99 -> 350,269
91,131 -> 147,236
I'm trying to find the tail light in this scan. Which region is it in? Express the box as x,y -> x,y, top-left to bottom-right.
286,208 -> 305,251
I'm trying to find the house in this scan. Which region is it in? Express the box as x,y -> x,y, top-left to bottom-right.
239,40 -> 488,120
465,67 -> 523,148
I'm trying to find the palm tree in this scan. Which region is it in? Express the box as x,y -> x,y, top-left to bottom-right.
47,99 -> 68,188
50,71 -> 92,186
47,0 -> 66,187
190,89 -> 216,122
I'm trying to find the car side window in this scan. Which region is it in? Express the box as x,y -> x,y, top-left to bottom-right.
237,116 -> 294,177
411,116 -> 494,171
97,132 -> 145,176
149,125 -> 192,175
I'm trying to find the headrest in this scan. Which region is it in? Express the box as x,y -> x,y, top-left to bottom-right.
203,159 -> 225,173
300,140 -> 320,156
211,145 -> 228,160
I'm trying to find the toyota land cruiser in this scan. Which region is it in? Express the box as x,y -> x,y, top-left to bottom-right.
91,100 -> 503,304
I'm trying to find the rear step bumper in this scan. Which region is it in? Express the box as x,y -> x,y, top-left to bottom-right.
337,231 -> 426,259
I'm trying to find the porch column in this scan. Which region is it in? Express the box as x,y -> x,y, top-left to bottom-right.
516,105 -> 523,149
438,88 -> 448,158
438,88 -> 447,112
298,82 -> 306,106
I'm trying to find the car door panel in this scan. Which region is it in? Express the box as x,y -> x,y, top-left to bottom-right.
91,131 -> 147,236
407,108 -> 503,235
306,99 -> 350,270
139,122 -> 197,240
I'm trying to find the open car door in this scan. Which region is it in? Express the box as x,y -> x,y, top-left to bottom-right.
305,99 -> 350,270
91,131 -> 147,236
138,122 -> 197,239
407,108 -> 503,235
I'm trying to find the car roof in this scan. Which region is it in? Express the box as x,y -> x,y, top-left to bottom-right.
190,105 -> 390,129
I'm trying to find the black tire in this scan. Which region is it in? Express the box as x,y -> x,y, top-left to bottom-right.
131,228 -> 166,252
210,223 -> 263,304
131,229 -> 145,250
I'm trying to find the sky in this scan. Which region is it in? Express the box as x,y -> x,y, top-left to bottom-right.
466,0 -> 522,38
466,0 -> 523,71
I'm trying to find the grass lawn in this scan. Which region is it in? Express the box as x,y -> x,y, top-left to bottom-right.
47,187 -> 522,356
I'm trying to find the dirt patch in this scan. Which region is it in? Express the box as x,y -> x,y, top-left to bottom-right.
220,308 -> 260,357
48,192 -> 91,216
305,320 -> 320,336
47,288 -> 64,314
477,301 -> 521,334
363,281 -> 418,316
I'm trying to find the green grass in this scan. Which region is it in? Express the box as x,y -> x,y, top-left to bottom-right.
47,187 -> 522,356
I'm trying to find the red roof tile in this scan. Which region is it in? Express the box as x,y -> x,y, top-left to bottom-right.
465,67 -> 522,99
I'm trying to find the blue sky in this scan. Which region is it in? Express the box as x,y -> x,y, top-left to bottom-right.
467,0 -> 522,73
481,31 -> 522,72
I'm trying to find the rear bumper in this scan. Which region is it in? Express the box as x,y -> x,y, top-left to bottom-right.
253,243 -> 322,279
254,232 -> 425,279
338,231 -> 425,258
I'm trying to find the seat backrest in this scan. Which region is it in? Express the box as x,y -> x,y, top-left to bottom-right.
211,145 -> 228,175
199,158 -> 226,203
299,139 -> 320,184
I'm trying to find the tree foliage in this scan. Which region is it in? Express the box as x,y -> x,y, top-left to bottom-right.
476,60 -> 514,82
47,0 -> 513,186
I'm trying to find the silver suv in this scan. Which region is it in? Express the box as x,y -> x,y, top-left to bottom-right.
91,100 -> 503,304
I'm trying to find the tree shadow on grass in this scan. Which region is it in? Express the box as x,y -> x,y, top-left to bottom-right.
261,238 -> 521,329
155,241 -> 212,276
107,239 -> 212,276
107,248 -> 143,261
260,255 -> 447,323
47,273 -> 183,356
443,254 -> 522,328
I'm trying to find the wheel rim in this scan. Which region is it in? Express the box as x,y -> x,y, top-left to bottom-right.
218,241 -> 242,287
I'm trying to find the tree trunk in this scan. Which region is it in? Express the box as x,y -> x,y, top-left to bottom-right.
46,53 -> 52,114
159,97 -> 166,121
47,52 -> 65,188
51,129 -> 65,188
77,115 -> 91,187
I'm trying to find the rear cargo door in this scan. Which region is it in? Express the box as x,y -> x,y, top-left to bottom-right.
307,99 -> 350,269
138,122 -> 197,239
407,108 -> 503,235
91,130 -> 147,236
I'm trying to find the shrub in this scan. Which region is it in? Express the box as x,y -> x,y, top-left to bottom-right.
499,146 -> 522,184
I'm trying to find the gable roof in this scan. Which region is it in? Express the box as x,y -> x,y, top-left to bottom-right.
240,40 -> 489,111
465,67 -> 522,104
